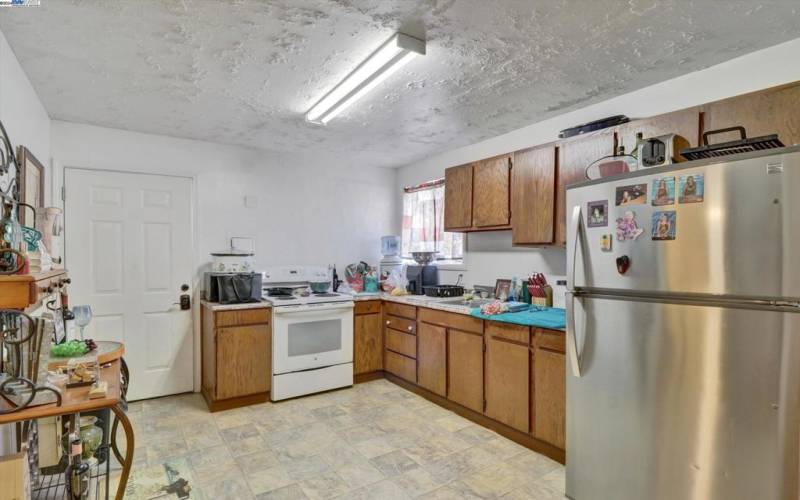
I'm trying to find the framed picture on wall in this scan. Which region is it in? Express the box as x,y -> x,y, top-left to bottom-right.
17,146 -> 45,225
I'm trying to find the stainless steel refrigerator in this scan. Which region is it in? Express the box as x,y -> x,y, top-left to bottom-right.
565,146 -> 800,500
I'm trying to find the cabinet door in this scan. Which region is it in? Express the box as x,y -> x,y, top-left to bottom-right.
473,155 -> 511,227
511,146 -> 556,244
447,329 -> 483,413
216,324 -> 270,400
485,337 -> 529,432
418,322 -> 446,397
702,83 -> 800,149
444,164 -> 474,230
354,313 -> 383,374
533,347 -> 566,449
556,132 -> 615,245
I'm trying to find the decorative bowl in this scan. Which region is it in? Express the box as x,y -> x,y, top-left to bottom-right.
411,251 -> 437,265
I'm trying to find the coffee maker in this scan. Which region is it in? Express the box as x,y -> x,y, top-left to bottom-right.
406,265 -> 439,295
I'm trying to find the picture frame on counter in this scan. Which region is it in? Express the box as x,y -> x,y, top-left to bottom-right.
17,146 -> 45,225
494,279 -> 511,301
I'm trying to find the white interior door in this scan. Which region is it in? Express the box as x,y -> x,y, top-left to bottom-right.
64,168 -> 194,401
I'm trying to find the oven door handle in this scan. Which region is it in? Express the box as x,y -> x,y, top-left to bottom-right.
273,302 -> 355,315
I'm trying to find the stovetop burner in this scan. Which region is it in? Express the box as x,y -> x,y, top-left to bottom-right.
274,296 -> 297,301
313,293 -> 339,297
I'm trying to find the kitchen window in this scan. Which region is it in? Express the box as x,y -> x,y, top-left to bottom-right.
401,179 -> 464,262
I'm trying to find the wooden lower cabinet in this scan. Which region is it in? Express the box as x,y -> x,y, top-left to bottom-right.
216,324 -> 270,400
532,330 -> 566,449
485,335 -> 530,433
202,303 -> 271,411
447,329 -> 484,413
385,350 -> 416,383
417,322 -> 446,397
354,302 -> 383,375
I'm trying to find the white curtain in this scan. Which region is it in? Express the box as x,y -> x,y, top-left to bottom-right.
401,185 -> 464,259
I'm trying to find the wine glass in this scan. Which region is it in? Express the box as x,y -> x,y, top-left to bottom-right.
73,305 -> 93,341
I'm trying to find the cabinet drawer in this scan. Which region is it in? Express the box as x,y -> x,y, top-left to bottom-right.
384,315 -> 416,335
536,329 -> 565,353
383,301 -> 416,319
418,308 -> 483,334
216,308 -> 271,327
386,329 -> 416,358
355,300 -> 381,315
486,322 -> 530,345
385,350 -> 416,383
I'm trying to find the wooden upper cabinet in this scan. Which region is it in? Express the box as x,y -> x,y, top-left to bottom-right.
417,322 -> 447,397
701,82 -> 800,148
556,132 -> 615,245
615,107 -> 701,159
473,154 -> 512,228
511,146 -> 556,245
444,163 -> 474,230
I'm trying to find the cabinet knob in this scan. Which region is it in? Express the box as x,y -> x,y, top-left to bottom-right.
386,320 -> 391,326
407,326 -> 413,331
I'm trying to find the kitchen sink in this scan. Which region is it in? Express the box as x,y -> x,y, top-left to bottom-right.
440,298 -> 493,308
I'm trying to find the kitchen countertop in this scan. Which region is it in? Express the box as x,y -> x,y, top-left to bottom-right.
350,292 -> 565,331
200,299 -> 272,312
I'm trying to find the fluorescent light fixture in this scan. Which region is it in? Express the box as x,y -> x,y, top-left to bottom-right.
306,33 -> 426,124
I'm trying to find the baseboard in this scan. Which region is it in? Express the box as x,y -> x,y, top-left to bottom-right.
354,371 -> 384,383
202,388 -> 269,412
384,373 -> 566,465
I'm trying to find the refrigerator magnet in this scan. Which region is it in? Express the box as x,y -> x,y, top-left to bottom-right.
678,174 -> 704,203
601,234 -> 613,251
651,177 -> 675,206
615,183 -> 647,206
651,211 -> 677,240
615,210 -> 644,241
587,200 -> 608,227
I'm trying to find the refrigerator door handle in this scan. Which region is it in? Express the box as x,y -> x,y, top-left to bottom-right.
569,204 -> 583,289
566,291 -> 582,377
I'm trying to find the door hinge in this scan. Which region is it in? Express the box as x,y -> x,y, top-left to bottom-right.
61,185 -> 66,202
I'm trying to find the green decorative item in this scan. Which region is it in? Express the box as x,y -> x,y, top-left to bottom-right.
79,416 -> 103,459
51,340 -> 89,358
22,226 -> 42,252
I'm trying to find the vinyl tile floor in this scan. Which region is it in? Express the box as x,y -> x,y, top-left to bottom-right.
109,379 -> 565,499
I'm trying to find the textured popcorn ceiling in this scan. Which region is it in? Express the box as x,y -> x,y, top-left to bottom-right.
1,1 -> 799,168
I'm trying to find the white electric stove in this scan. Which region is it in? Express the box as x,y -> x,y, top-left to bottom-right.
262,266 -> 354,401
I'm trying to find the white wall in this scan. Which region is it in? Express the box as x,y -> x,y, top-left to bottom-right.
0,28 -> 51,201
51,121 -> 397,274
397,36 -> 800,305
0,27 -> 52,456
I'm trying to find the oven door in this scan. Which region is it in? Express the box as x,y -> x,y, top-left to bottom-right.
272,302 -> 354,374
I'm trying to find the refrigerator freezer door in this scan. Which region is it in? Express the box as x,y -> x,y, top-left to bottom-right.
566,149 -> 800,299
566,295 -> 800,500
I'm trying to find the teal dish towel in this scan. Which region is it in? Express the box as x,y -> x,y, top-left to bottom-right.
470,306 -> 566,329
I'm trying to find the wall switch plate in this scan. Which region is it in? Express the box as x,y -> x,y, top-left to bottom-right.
244,195 -> 259,208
